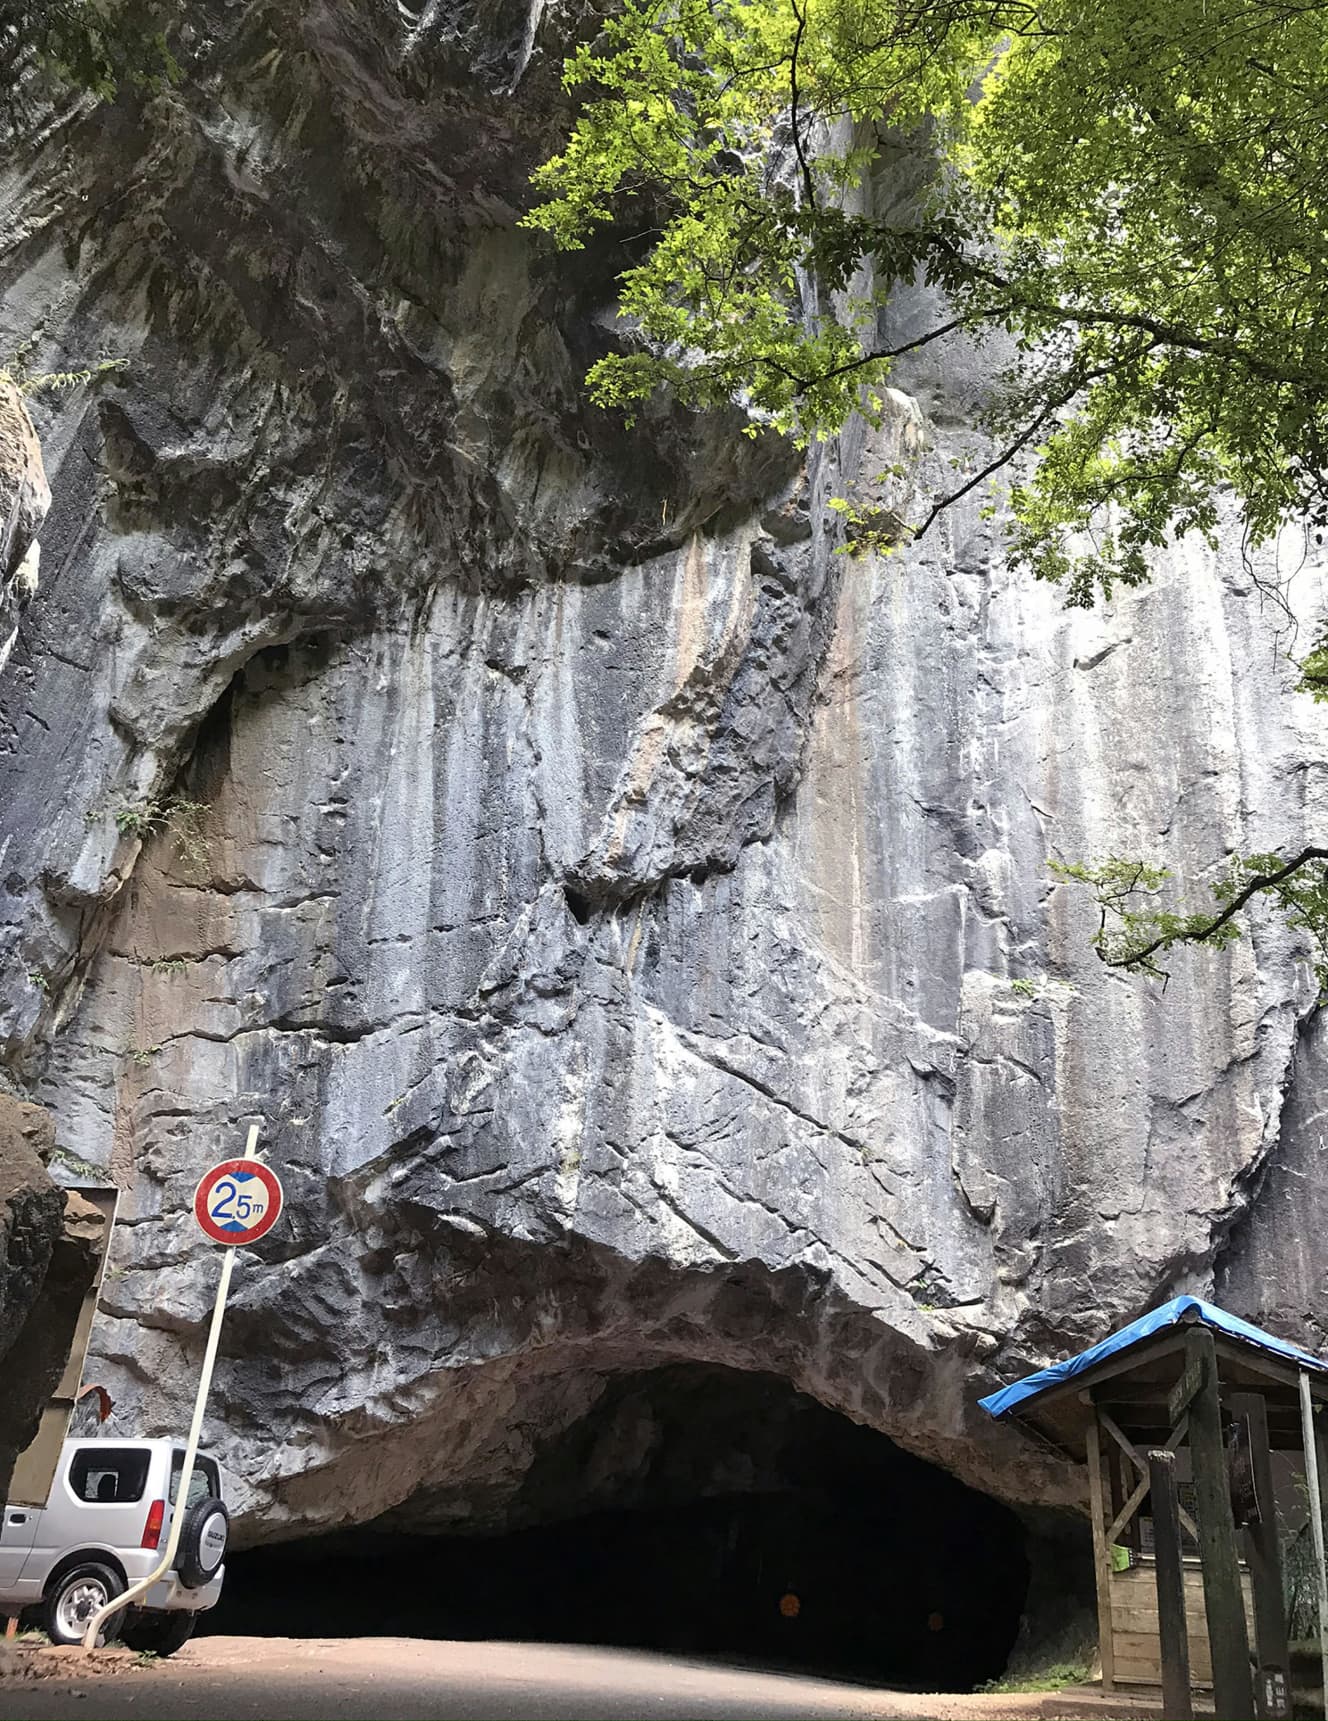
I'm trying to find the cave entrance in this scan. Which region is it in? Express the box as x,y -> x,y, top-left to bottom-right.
204,1365 -> 1029,1690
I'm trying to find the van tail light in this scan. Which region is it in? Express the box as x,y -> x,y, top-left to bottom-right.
141,1499 -> 165,1550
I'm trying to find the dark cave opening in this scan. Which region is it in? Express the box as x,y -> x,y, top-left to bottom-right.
204,1366 -> 1030,1691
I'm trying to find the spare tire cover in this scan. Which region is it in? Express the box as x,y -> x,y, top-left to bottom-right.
176,1496 -> 229,1589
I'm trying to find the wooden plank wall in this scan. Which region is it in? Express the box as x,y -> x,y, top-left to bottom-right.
1110,1563 -> 1256,1687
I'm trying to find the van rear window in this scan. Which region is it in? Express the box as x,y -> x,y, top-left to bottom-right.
68,1448 -> 150,1504
169,1452 -> 220,1507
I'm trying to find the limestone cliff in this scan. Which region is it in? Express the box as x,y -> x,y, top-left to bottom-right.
0,0 -> 1324,1550
0,380 -> 50,663
0,1092 -> 105,1500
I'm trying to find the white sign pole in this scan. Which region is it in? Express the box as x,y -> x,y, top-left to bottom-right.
83,1124 -> 261,1651
1299,1369 -> 1328,1716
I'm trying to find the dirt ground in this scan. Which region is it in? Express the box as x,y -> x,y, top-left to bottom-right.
0,1636 -> 1184,1721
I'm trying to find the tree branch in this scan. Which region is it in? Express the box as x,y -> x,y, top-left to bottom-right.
909,341 -> 1163,541
1104,846 -> 1328,970
788,0 -> 818,214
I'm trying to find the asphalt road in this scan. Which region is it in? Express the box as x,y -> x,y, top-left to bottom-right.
0,1637 -> 907,1721
0,1637 -> 1167,1721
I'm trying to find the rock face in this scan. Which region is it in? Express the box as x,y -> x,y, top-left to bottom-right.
0,1091 -> 104,1500
0,0 -> 1325,1569
0,379 -> 50,668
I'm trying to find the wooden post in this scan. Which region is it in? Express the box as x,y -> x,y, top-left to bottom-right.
1086,1411 -> 1116,1692
1149,1447 -> 1193,1720
1187,1328 -> 1255,1721
1108,1438 -> 1125,1532
1230,1393 -> 1291,1719
1318,1415 -> 1328,1720
1299,1373 -> 1328,1720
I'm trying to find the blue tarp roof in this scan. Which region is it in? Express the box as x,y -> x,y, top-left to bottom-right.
979,1295 -> 1328,1421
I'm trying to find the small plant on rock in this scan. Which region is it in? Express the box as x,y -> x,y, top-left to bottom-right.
1008,973 -> 1078,1002
166,799 -> 208,874
49,1145 -> 105,1181
111,796 -> 209,876
0,356 -> 129,396
114,801 -> 158,837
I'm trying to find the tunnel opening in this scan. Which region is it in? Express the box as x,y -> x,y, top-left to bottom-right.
205,1365 -> 1030,1690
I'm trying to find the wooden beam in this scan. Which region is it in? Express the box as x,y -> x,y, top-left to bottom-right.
1092,1422 -> 1308,1457
1211,1341 -> 1328,1402
1095,1382 -> 1193,1405
1149,1447 -> 1193,1720
1107,1435 -> 1126,1539
1086,1411 -> 1116,1694
1187,1328 -> 1255,1721
1098,1408 -> 1151,1542
1299,1373 -> 1328,1721
1097,1379 -> 1306,1411
1099,1408 -> 1149,1475
1107,1471 -> 1151,1547
1317,1413 -> 1328,1712
1062,1334 -> 1189,1402
1229,1394 -> 1291,1719
1062,1326 -> 1328,1412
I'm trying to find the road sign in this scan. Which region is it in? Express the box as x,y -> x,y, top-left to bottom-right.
193,1158 -> 283,1246
90,1125 -> 269,1650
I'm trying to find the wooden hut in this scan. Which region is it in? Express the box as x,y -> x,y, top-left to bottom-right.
981,1298 -> 1328,1721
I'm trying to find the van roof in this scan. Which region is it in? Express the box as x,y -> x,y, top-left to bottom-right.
64,1437 -> 212,1452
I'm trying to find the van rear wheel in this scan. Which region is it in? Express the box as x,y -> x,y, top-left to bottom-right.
44,1562 -> 124,1647
121,1608 -> 196,1657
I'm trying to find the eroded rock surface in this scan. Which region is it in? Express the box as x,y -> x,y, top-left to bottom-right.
0,0 -> 1325,1555
0,380 -> 49,673
0,1091 -> 103,1499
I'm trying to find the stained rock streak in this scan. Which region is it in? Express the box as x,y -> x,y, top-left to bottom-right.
0,0 -> 1323,1666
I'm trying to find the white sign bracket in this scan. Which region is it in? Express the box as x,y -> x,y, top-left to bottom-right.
83,1123 -> 267,1650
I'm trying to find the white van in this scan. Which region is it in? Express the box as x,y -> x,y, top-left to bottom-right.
0,1438 -> 228,1653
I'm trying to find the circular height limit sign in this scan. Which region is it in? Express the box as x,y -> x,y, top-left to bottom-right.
193,1159 -> 284,1246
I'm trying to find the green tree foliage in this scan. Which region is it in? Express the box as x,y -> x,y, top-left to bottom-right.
0,0 -> 175,100
529,0 -> 1328,603
1050,855 -> 1328,989
528,0 -> 1328,988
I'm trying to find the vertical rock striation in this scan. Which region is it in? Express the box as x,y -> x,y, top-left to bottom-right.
0,0 -> 1324,1548
0,1092 -> 105,1500
0,380 -> 50,668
